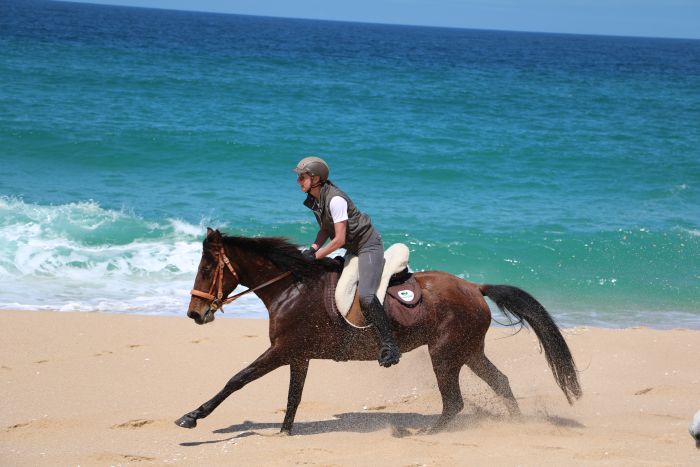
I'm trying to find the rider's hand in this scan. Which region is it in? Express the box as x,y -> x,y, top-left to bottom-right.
301,247 -> 317,260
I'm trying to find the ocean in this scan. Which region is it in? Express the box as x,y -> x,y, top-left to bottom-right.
1,0 -> 699,328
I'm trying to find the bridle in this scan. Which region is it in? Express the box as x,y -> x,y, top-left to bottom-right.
190,244 -> 292,313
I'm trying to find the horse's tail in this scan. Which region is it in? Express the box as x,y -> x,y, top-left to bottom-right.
479,284 -> 582,405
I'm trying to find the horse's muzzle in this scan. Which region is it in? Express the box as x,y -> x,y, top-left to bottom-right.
187,307 -> 215,325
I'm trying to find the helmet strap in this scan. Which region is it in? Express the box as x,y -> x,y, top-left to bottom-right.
309,175 -> 324,189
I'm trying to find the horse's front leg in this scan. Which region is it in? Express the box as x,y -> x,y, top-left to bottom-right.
280,358 -> 310,435
175,346 -> 285,428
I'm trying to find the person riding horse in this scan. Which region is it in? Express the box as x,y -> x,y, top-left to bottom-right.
294,156 -> 401,368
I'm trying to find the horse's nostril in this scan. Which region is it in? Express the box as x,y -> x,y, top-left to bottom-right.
187,310 -> 199,320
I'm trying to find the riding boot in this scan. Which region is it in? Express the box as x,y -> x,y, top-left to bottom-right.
360,295 -> 401,367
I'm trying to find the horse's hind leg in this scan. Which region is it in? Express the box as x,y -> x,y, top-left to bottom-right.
427,343 -> 465,433
466,353 -> 521,417
430,364 -> 464,432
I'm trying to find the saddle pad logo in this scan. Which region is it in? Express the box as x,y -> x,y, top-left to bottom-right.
397,290 -> 414,302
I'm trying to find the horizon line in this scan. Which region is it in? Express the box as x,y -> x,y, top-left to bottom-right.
55,0 -> 700,42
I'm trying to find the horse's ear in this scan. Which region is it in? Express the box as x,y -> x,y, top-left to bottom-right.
206,227 -> 221,241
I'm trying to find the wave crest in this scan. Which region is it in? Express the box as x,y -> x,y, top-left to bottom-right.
0,197 -> 250,314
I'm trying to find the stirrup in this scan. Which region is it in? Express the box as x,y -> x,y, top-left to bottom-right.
378,342 -> 401,367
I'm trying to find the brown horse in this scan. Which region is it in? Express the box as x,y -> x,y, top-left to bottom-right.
176,228 -> 581,434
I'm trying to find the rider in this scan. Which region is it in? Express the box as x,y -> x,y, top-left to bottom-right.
294,156 -> 401,368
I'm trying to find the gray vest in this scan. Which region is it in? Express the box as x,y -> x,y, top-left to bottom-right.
303,181 -> 375,254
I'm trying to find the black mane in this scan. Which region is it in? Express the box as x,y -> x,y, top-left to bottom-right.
219,235 -> 340,280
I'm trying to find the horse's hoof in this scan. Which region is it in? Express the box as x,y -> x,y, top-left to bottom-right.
378,345 -> 401,367
175,415 -> 197,428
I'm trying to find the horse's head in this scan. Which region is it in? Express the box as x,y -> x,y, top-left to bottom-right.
187,228 -> 240,325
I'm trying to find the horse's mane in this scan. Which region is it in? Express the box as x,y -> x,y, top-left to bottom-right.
220,235 -> 340,280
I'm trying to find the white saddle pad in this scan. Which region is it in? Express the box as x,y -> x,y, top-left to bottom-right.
335,243 -> 410,316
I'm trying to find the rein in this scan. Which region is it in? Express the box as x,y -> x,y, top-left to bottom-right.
190,245 -> 292,313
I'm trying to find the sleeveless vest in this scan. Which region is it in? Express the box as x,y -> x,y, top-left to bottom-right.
303,181 -> 375,254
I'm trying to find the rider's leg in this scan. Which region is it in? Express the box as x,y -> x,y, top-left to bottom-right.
357,232 -> 401,367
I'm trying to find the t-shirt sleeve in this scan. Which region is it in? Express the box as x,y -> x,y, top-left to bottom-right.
329,196 -> 349,223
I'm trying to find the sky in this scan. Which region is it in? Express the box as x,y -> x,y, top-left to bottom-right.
64,1 -> 700,39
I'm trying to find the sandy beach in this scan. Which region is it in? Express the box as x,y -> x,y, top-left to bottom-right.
1,310 -> 698,466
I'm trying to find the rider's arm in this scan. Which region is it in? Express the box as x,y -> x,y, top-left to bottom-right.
311,229 -> 329,251
314,196 -> 348,259
315,221 -> 347,259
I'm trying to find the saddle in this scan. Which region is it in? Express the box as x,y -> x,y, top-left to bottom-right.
328,243 -> 425,328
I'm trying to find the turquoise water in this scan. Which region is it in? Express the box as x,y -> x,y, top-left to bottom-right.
1,0 -> 699,327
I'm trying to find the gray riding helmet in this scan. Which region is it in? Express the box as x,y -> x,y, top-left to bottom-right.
293,156 -> 329,182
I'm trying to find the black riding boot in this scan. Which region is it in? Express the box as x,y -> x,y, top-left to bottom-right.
360,295 -> 401,367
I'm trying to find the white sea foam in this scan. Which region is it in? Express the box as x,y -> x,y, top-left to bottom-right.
169,218 -> 205,238
0,198 -> 267,316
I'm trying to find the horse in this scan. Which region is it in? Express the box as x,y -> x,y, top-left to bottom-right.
176,228 -> 581,434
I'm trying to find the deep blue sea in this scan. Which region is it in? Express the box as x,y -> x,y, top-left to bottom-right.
1,0 -> 699,327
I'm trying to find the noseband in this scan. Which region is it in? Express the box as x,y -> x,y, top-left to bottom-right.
190,245 -> 291,313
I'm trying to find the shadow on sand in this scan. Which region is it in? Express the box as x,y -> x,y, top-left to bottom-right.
179,410 -> 584,446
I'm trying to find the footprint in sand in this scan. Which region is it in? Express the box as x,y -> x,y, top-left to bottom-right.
2,365 -> 12,370
296,447 -> 332,455
6,422 -> 31,431
111,419 -> 155,429
390,425 -> 412,438
128,344 -> 143,349
634,387 -> 654,395
96,453 -> 156,463
94,350 -> 114,357
5,419 -> 51,432
366,405 -> 387,411
119,454 -> 156,462
34,360 -> 49,364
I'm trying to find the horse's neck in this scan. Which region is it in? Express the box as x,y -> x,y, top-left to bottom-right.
226,244 -> 291,312
227,245 -> 278,288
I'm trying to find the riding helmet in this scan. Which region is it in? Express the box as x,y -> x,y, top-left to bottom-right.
293,156 -> 329,182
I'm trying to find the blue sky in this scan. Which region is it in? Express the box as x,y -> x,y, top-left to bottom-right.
67,1 -> 699,39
